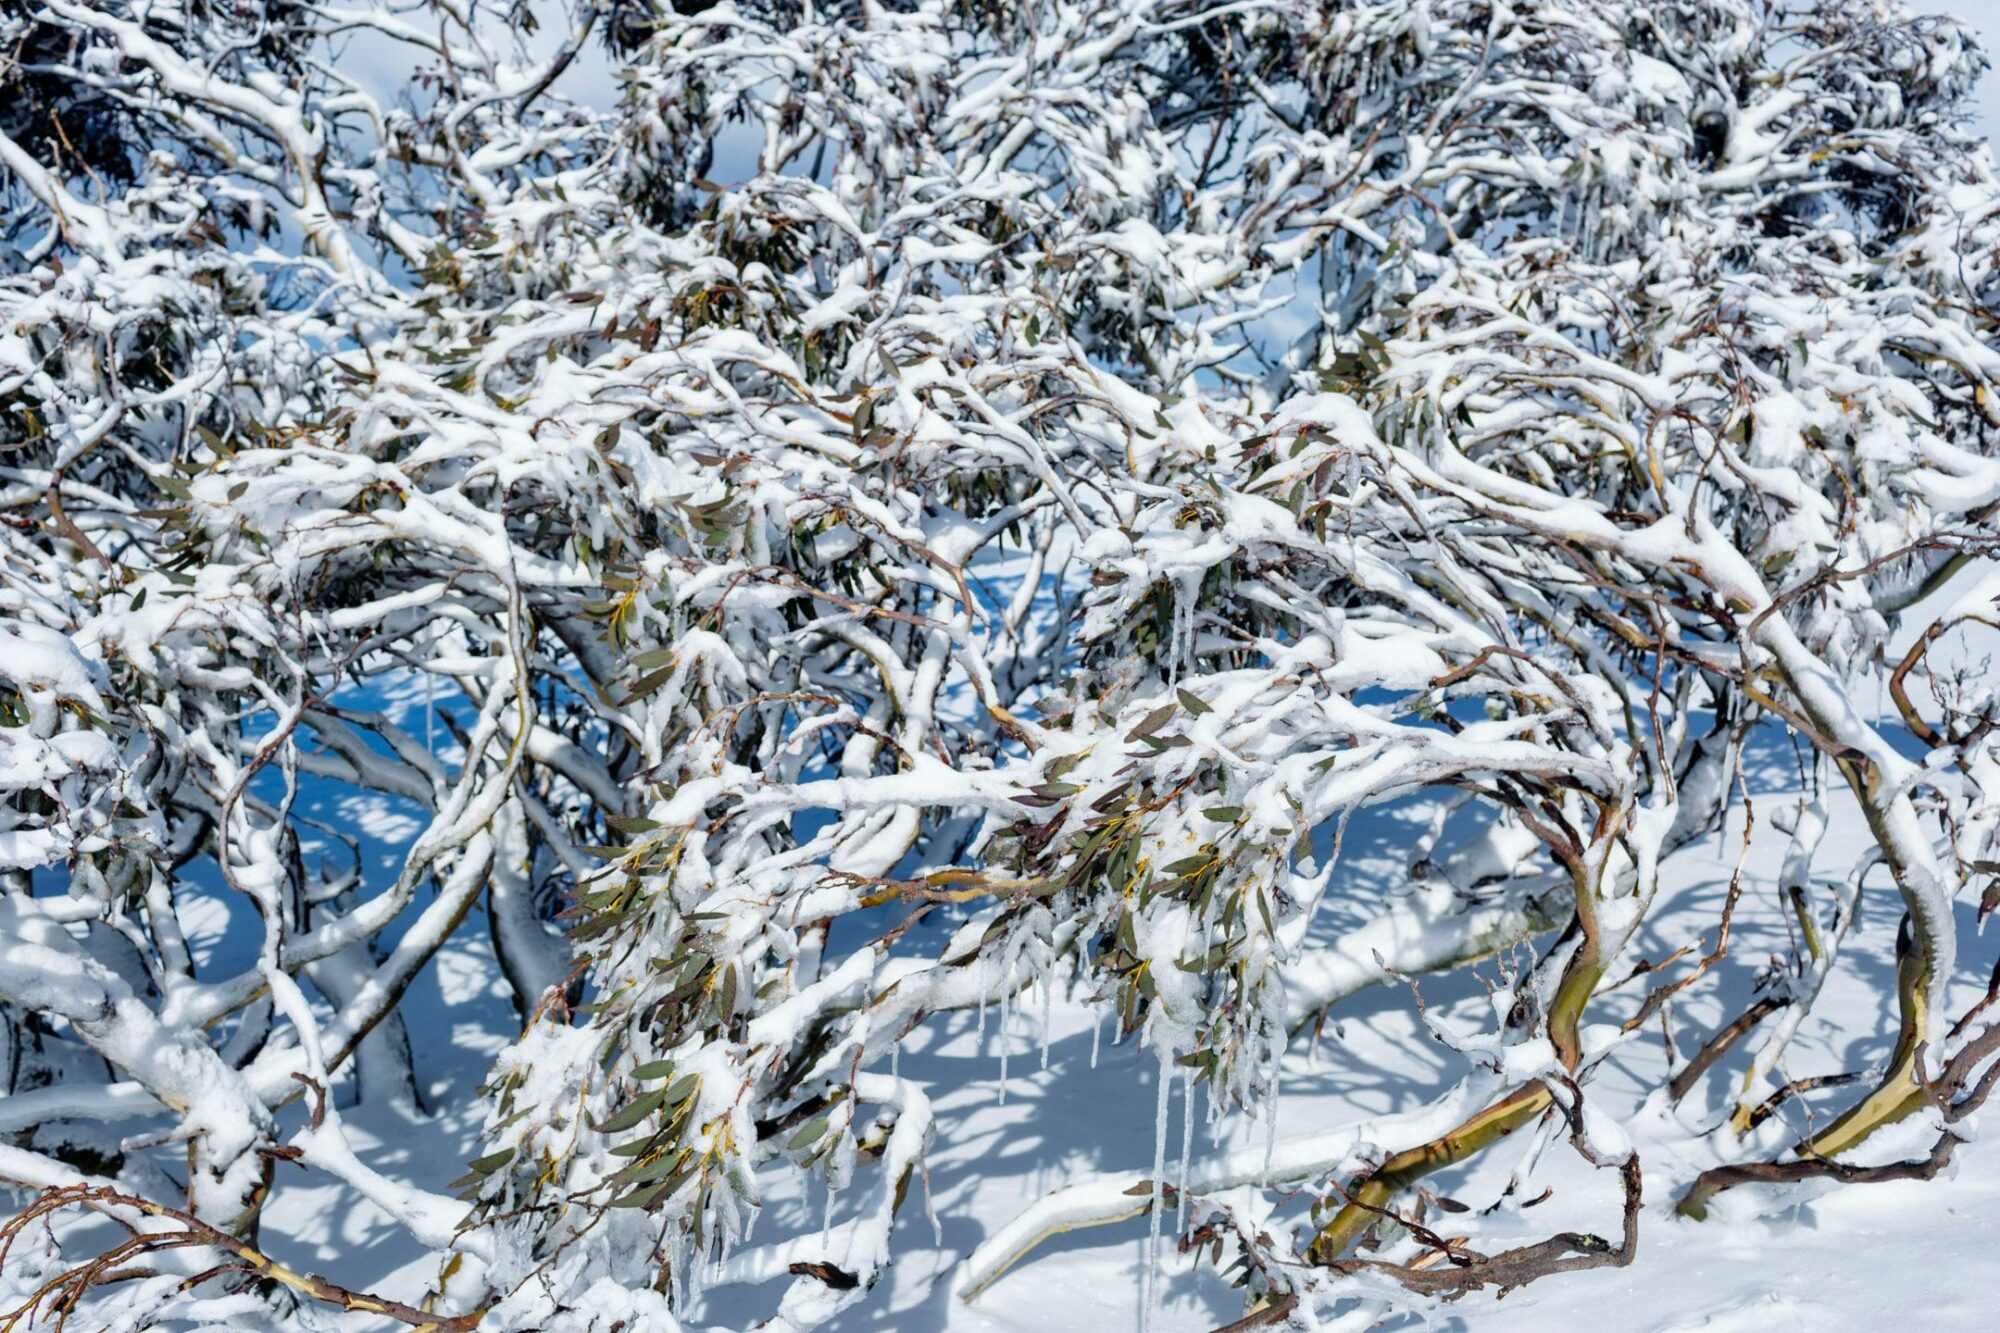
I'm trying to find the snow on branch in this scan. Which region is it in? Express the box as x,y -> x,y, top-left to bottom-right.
2,1 -> 2000,1329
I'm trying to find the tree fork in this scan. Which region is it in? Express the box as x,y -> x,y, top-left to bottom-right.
1681,919 -> 1931,1220
1305,1081 -> 1555,1264
1307,915 -> 1604,1263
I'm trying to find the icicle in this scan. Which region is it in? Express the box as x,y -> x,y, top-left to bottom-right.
924,1159 -> 944,1245
890,1039 -> 900,1080
1141,1047 -> 1172,1333
1176,1070 -> 1196,1233
683,1228 -> 705,1307
1169,570 -> 1198,683
998,980 -> 1012,1105
667,1230 -> 686,1308
1040,975 -> 1054,1073
1091,1007 -> 1103,1068
1262,1032 -> 1281,1184
976,972 -> 989,1046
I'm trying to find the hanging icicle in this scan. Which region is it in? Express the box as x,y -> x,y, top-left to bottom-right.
1140,1044 -> 1173,1333
1176,1069 -> 1197,1234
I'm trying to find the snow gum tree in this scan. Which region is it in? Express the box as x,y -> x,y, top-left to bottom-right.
2,0 -> 1999,1328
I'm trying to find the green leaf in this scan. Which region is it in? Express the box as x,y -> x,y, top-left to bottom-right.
621,664 -> 676,701
608,1180 -> 672,1209
465,1147 -> 515,1176
663,1072 -> 702,1107
1127,703 -> 1176,740
604,814 -> 662,835
595,1086 -> 670,1134
611,1150 -> 685,1190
